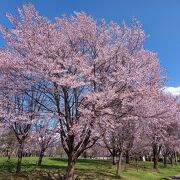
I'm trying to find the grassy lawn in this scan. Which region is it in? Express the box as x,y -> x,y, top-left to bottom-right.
0,157 -> 179,179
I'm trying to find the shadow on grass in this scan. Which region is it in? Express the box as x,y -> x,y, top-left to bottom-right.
48,158 -> 119,179
0,170 -> 65,180
39,164 -> 67,170
75,168 -> 119,180
0,170 -> 118,180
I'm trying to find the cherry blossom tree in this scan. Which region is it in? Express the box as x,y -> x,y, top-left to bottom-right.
103,118 -> 138,176
135,92 -> 179,169
0,59 -> 44,173
102,133 -> 118,165
32,118 -> 59,166
0,127 -> 18,160
161,118 -> 180,167
0,4 -> 169,179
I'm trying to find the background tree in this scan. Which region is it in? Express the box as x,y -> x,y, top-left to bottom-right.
33,118 -> 59,166
0,128 -> 17,160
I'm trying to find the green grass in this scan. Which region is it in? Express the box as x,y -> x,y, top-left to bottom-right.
0,156 -> 179,179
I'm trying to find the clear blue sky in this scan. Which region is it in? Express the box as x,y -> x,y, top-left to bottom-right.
0,0 -> 179,87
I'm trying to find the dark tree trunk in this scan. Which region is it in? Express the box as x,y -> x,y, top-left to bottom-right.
153,145 -> 158,169
126,150 -> 130,164
38,150 -> 45,166
6,149 -> 11,160
6,149 -> 9,158
82,151 -> 87,159
16,143 -> 24,173
163,154 -> 167,168
112,154 -> 116,165
65,157 -> 76,180
153,154 -> 158,169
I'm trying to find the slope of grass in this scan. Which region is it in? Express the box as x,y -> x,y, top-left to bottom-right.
0,156 -> 179,179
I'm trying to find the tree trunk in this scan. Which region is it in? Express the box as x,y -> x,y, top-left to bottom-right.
125,150 -> 130,164
116,152 -> 122,177
65,157 -> 76,180
170,154 -> 173,165
153,154 -> 158,169
6,149 -> 11,161
6,149 -> 9,158
112,154 -> 116,165
163,154 -> 167,168
135,157 -> 139,171
175,152 -> 178,166
82,151 -> 87,158
16,143 -> 24,173
153,145 -> 158,169
38,150 -> 44,166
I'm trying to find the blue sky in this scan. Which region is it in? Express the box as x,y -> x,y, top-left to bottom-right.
0,0 -> 179,88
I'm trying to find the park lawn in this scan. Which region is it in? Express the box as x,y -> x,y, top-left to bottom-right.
0,157 -> 179,179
